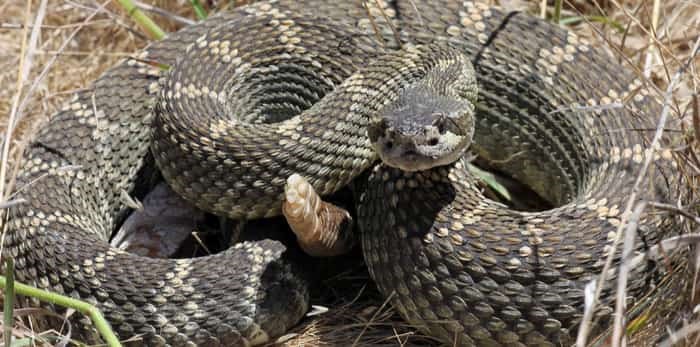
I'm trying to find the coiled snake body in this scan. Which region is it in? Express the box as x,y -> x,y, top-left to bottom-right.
4,1 -> 679,346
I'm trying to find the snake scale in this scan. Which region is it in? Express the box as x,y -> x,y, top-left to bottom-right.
3,0 -> 681,346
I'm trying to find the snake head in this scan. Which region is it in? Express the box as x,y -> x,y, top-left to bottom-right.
368,82 -> 476,172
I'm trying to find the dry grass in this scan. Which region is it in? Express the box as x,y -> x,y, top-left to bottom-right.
0,0 -> 699,346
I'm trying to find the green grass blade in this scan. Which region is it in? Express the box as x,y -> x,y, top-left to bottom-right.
553,0 -> 562,24
467,163 -> 512,201
116,0 -> 165,40
190,0 -> 208,20
3,258 -> 15,347
0,274 -> 122,347
560,15 -> 626,33
9,337 -> 32,347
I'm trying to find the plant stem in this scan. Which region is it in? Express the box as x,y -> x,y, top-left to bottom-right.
3,259 -> 15,347
0,274 -> 122,347
116,0 -> 165,40
190,0 -> 208,20
553,0 -> 563,24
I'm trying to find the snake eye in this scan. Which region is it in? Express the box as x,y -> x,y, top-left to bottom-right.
368,118 -> 388,142
432,113 -> 447,134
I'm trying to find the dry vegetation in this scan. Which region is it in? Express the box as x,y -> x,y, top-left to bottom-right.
1,0 -> 699,346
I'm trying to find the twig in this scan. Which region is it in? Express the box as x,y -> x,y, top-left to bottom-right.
576,34 -> 700,347
0,0 -> 47,266
0,198 -> 26,209
61,0 -> 149,41
644,233 -> 700,261
693,93 -> 700,142
6,1 -> 110,199
405,0 -> 424,29
539,0 -> 547,19
612,202 -> 646,347
0,19 -> 115,30
7,308 -> 74,346
606,0 -> 686,75
362,2 -> 385,48
0,0 -> 46,202
29,50 -> 135,57
373,0 -> 401,48
547,102 -> 624,116
616,1 -> 644,65
648,201 -> 700,225
352,291 -> 396,347
659,316 -> 700,347
643,0 -> 661,78
133,0 -> 195,25
8,165 -> 82,201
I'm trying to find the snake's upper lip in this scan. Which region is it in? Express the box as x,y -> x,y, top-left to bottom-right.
375,138 -> 465,172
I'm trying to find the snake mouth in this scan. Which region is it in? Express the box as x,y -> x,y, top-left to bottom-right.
370,122 -> 471,172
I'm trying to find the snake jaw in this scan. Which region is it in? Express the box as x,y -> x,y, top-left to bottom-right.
371,132 -> 470,172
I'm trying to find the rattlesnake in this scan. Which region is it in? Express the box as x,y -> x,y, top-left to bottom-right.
4,1 -> 681,346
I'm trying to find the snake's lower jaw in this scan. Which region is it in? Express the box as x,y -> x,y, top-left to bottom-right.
378,152 -> 462,172
373,136 -> 470,172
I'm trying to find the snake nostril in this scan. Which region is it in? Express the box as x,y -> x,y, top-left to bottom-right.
385,141 -> 393,150
427,137 -> 439,146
